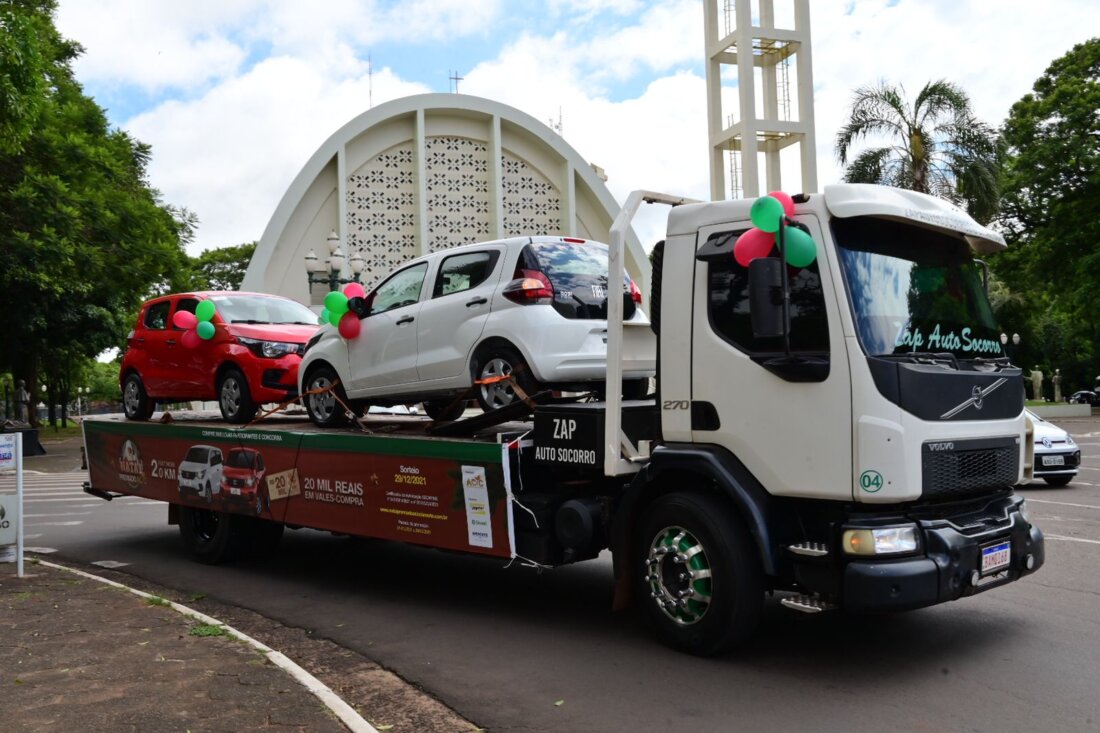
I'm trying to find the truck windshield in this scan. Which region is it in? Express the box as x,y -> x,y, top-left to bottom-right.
833,216 -> 1003,360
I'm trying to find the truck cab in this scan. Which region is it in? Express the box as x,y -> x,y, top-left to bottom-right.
595,184 -> 1043,654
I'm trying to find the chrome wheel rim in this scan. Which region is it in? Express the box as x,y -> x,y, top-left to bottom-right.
479,358 -> 515,409
644,525 -> 714,626
309,375 -> 337,421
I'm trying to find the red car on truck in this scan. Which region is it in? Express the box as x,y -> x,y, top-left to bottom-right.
121,292 -> 319,423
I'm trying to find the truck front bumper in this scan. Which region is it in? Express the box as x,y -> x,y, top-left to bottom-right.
842,494 -> 1043,612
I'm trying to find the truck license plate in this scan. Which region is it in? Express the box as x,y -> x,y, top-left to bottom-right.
1043,455 -> 1065,466
981,540 -> 1011,575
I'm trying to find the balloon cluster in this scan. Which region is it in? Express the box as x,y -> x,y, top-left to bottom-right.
320,282 -> 366,339
173,300 -> 218,348
733,191 -> 817,269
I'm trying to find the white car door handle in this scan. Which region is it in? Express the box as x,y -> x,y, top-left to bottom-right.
396,315 -> 415,325
466,297 -> 488,307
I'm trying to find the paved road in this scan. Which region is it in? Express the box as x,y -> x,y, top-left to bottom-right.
7,418 -> 1100,733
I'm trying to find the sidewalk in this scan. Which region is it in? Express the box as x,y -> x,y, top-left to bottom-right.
3,429 -> 478,732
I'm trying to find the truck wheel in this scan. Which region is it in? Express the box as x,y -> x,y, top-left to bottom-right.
218,368 -> 258,424
473,344 -> 539,412
304,365 -> 349,428
178,506 -> 242,564
423,398 -> 466,422
635,491 -> 762,656
122,373 -> 155,421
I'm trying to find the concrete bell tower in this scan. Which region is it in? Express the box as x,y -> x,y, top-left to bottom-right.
704,0 -> 818,199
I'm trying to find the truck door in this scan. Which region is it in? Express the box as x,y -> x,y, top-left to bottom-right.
415,247 -> 504,383
690,217 -> 853,501
347,262 -> 427,391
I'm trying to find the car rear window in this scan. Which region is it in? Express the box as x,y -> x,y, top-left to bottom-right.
143,301 -> 171,330
518,241 -> 632,319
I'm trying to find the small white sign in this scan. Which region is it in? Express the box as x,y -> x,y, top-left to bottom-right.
0,434 -> 15,471
461,466 -> 493,549
0,495 -> 18,546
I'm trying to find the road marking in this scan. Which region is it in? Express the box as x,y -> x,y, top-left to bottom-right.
91,560 -> 130,569
25,512 -> 93,518
1026,498 -> 1100,510
24,497 -> 111,503
27,520 -> 84,526
26,547 -> 58,553
1045,534 -> 1100,546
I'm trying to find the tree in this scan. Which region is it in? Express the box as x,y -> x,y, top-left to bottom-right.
835,79 -> 1003,223
189,242 -> 257,291
992,38 -> 1100,395
0,1 -> 190,426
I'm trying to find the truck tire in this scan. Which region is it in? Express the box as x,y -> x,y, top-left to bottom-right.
122,373 -> 155,421
304,365 -> 349,428
473,344 -> 540,412
635,491 -> 762,656
179,506 -> 244,564
218,368 -> 258,424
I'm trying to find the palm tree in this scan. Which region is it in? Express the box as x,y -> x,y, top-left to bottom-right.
835,80 -> 1002,223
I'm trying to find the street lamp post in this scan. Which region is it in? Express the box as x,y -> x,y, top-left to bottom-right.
304,230 -> 366,293
999,332 -> 1021,364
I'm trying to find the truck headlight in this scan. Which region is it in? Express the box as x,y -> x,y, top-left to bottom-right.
842,525 -> 919,556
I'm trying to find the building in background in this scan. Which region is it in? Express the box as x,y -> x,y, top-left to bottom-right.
242,94 -> 649,307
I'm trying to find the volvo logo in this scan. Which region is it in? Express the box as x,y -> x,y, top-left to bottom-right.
941,378 -> 1008,419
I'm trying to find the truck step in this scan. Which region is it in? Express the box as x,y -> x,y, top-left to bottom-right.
780,594 -> 838,614
786,542 -> 829,557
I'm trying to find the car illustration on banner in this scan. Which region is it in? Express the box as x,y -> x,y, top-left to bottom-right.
177,445 -> 224,502
220,447 -> 268,515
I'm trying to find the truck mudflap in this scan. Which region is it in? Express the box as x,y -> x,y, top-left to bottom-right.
842,495 -> 1044,612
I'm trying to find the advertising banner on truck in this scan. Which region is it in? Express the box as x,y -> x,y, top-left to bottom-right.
83,420 -> 514,559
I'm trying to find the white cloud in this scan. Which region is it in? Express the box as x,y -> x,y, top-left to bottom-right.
54,0 -> 1100,255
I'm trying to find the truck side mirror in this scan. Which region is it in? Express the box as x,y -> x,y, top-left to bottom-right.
748,257 -> 787,339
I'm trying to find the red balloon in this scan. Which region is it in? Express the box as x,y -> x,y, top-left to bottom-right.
181,329 -> 202,349
767,190 -> 796,217
173,310 -> 197,330
338,311 -> 361,339
733,228 -> 775,267
343,282 -> 366,300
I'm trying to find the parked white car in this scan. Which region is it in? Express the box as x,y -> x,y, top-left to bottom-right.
299,236 -> 656,426
1027,409 -> 1079,486
177,445 -> 225,502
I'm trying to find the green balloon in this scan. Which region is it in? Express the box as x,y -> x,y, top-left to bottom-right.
195,300 -> 216,322
324,291 -> 349,315
784,226 -> 817,268
750,195 -> 785,233
319,308 -> 329,325
328,309 -> 342,327
196,320 -> 216,340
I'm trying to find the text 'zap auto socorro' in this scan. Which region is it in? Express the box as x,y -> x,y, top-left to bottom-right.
121,292 -> 319,423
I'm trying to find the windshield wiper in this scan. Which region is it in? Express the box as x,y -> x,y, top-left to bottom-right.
231,319 -> 271,324
878,351 -> 959,368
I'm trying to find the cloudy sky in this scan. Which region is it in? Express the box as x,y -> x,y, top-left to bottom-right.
55,0 -> 1100,255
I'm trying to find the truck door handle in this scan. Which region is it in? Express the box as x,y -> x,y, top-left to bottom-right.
396,315 -> 415,325
466,297 -> 488,307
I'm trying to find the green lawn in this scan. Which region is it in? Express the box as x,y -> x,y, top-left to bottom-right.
35,423 -> 85,441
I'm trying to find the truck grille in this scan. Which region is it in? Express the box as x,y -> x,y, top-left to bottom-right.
922,437 -> 1019,500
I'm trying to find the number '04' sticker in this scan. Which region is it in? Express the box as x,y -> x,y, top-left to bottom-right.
859,470 -> 884,493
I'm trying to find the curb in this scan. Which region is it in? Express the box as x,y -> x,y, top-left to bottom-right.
37,559 -> 378,733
